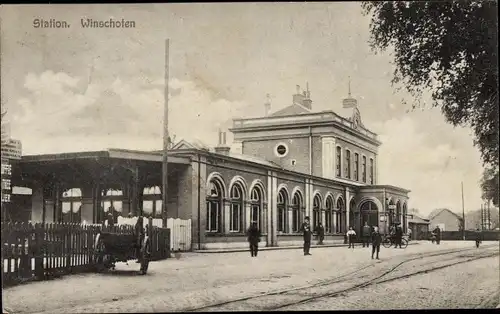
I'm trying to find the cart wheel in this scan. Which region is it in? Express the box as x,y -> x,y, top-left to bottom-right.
93,234 -> 106,272
401,238 -> 408,249
139,240 -> 151,275
382,237 -> 392,248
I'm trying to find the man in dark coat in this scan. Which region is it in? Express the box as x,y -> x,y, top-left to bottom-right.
247,222 -> 261,257
371,226 -> 382,259
362,222 -> 371,248
107,211 -> 115,227
301,216 -> 312,256
474,228 -> 482,248
315,223 -> 325,245
394,224 -> 403,248
134,216 -> 145,259
433,226 -> 441,245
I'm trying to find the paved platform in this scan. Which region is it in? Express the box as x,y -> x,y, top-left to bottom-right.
193,241 -> 421,253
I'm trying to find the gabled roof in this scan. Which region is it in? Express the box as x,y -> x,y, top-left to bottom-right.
171,139 -> 212,151
269,103 -> 311,117
428,208 -> 463,221
408,214 -> 430,225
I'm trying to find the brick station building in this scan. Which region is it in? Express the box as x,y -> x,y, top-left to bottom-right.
9,86 -> 410,249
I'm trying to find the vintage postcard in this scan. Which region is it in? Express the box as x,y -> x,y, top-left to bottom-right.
1,2 -> 498,312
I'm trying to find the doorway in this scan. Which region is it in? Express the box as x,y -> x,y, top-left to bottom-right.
360,200 -> 379,231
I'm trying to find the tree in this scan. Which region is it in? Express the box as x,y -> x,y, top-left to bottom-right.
362,1 -> 499,198
480,166 -> 499,207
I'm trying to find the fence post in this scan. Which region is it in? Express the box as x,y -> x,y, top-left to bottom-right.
19,223 -> 31,279
34,223 -> 44,280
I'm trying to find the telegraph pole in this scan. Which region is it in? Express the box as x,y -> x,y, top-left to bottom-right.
480,203 -> 484,230
461,182 -> 465,240
487,199 -> 491,230
162,39 -> 170,228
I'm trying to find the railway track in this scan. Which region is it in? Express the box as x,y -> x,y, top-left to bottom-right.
270,247 -> 498,310
186,245 -> 499,312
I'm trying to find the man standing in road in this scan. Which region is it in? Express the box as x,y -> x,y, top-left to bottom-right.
346,227 -> 356,249
474,228 -> 482,248
433,225 -> 441,245
301,216 -> 312,256
315,222 -> 325,245
371,226 -> 382,259
246,221 -> 261,257
394,223 -> 403,248
362,222 -> 371,248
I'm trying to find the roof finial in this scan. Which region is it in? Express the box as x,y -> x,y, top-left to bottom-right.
348,76 -> 351,97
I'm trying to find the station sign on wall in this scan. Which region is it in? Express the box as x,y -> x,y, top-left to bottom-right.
1,139 -> 22,160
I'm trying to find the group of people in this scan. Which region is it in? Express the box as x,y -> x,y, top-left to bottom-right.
344,223 -> 386,259
246,218 -> 404,260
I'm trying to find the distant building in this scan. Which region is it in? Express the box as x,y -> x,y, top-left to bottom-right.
9,84 -> 411,249
407,213 -> 430,240
428,208 -> 464,232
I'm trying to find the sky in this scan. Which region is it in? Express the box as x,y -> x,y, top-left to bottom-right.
0,3 -> 486,216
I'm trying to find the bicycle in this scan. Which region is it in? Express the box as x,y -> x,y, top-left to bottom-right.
382,235 -> 408,249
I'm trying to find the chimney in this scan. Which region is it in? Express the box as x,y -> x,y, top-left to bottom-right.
302,82 -> 312,110
293,84 -> 306,106
264,93 -> 271,116
215,130 -> 230,155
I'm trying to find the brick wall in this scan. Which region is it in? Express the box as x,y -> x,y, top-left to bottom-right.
243,137 -> 311,174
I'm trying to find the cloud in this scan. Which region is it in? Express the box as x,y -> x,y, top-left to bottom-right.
373,116 -> 483,215
9,71 -> 247,154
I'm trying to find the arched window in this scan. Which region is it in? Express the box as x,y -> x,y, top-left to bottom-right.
143,186 -> 162,219
62,188 -> 82,223
396,200 -> 402,225
335,197 -> 344,234
369,158 -> 374,184
325,196 -> 334,233
250,186 -> 264,230
349,199 -> 356,231
354,153 -> 359,181
362,156 -> 367,183
336,146 -> 342,177
229,184 -> 244,232
402,203 -> 408,233
101,189 -> 123,223
345,149 -> 351,179
292,191 -> 303,233
388,199 -> 395,226
206,179 -> 224,232
277,189 -> 288,233
313,194 -> 322,228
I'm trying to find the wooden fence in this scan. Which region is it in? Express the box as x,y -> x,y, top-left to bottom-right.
2,221 -> 170,288
166,218 -> 192,251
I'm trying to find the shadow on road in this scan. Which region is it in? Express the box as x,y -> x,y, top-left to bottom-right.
99,269 -> 145,277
